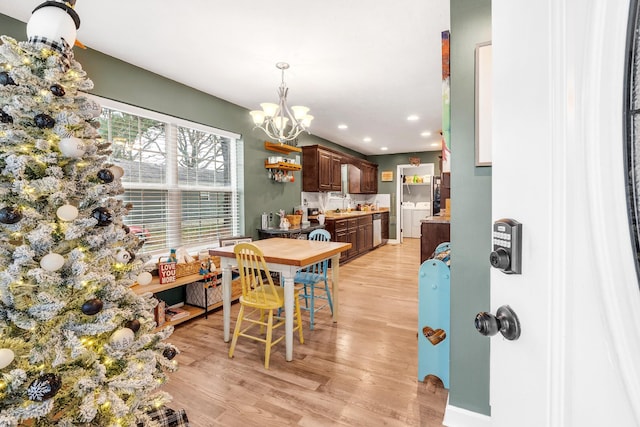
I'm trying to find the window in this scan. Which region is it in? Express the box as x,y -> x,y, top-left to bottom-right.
90,95 -> 243,254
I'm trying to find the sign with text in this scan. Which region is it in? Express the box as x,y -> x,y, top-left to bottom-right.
158,262 -> 177,284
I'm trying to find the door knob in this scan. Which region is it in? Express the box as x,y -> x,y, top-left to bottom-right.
474,305 -> 521,340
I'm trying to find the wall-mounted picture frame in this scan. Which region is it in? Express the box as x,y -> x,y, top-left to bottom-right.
475,41 -> 492,166
381,171 -> 393,181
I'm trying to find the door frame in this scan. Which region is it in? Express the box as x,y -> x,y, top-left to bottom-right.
395,163 -> 435,243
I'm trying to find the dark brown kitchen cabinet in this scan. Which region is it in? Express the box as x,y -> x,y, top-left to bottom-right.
347,218 -> 359,258
302,145 -> 342,192
440,172 -> 450,208
420,218 -> 451,264
381,211 -> 389,244
326,214 -> 376,263
303,144 -> 379,194
358,215 -> 373,252
328,219 -> 350,262
346,161 -> 377,194
359,162 -> 378,194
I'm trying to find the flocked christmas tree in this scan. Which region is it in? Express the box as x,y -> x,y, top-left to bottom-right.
0,1 -> 178,425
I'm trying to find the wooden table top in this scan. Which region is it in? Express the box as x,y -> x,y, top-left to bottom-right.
209,238 -> 351,267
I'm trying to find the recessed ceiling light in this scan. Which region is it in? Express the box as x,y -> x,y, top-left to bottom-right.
407,115 -> 419,121
363,137 -> 372,142
421,131 -> 432,137
430,142 -> 441,147
338,124 -> 348,130
381,147 -> 388,151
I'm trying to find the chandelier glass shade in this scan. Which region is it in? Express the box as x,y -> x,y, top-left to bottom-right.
250,62 -> 313,143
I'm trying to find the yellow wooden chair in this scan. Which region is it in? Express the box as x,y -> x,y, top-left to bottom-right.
228,242 -> 304,369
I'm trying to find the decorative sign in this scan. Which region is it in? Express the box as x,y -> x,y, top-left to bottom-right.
381,171 -> 393,182
409,157 -> 421,166
158,262 -> 177,284
154,299 -> 166,327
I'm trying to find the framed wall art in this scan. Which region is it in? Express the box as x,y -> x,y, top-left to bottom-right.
475,41 -> 492,166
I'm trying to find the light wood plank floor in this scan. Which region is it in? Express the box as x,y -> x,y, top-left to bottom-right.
162,238 -> 448,426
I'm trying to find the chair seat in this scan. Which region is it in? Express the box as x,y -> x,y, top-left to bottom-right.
294,271 -> 324,284
239,286 -> 285,310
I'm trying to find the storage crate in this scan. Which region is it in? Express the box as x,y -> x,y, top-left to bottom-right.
185,278 -> 222,308
185,273 -> 242,309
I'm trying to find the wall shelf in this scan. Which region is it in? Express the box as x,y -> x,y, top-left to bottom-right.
264,141 -> 302,154
264,160 -> 302,171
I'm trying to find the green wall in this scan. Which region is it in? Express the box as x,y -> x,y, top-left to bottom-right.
450,0 -> 492,416
0,13 -> 344,243
2,11 -> 494,415
368,151 -> 441,239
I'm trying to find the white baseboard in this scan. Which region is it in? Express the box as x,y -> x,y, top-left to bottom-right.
443,400 -> 491,427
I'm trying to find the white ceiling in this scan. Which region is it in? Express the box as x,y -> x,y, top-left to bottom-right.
0,0 -> 450,156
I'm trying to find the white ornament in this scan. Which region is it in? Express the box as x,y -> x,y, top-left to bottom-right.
109,166 -> 125,180
56,204 -> 78,221
78,98 -> 102,118
110,328 -> 135,349
40,253 -> 65,272
59,137 -> 85,158
27,5 -> 78,47
0,348 -> 15,370
137,271 -> 153,286
115,249 -> 131,264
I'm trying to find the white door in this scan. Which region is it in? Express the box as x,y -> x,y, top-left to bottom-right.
490,0 -> 640,426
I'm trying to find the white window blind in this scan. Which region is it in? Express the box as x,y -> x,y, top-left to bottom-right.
91,95 -> 243,254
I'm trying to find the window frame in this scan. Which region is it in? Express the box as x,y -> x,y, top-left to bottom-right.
85,93 -> 244,257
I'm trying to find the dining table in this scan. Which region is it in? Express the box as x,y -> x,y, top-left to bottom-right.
209,237 -> 351,361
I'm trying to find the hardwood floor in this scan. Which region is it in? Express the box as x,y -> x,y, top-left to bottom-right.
162,238 -> 448,426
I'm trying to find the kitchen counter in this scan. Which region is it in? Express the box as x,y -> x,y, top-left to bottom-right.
323,207 -> 390,219
421,215 -> 450,224
257,223 -> 325,239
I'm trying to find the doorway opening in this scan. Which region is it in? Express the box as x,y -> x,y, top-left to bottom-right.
396,163 -> 435,243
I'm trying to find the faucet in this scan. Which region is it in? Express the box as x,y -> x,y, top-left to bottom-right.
342,195 -> 351,211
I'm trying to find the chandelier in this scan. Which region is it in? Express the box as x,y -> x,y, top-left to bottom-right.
249,62 -> 313,144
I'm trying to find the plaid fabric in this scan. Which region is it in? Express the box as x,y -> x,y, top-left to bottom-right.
137,407 -> 190,427
431,248 -> 450,267
27,36 -> 72,70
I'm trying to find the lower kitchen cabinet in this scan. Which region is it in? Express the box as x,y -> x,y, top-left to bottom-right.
420,218 -> 451,264
325,213 -> 376,263
358,215 -> 373,253
381,211 -> 389,243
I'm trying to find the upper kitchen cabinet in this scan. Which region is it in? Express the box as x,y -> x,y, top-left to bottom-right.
302,145 -> 343,192
344,160 -> 378,194
359,161 -> 378,194
303,144 -> 378,193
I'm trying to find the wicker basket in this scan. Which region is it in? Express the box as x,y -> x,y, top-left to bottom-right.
285,214 -> 302,227
176,259 -> 202,277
